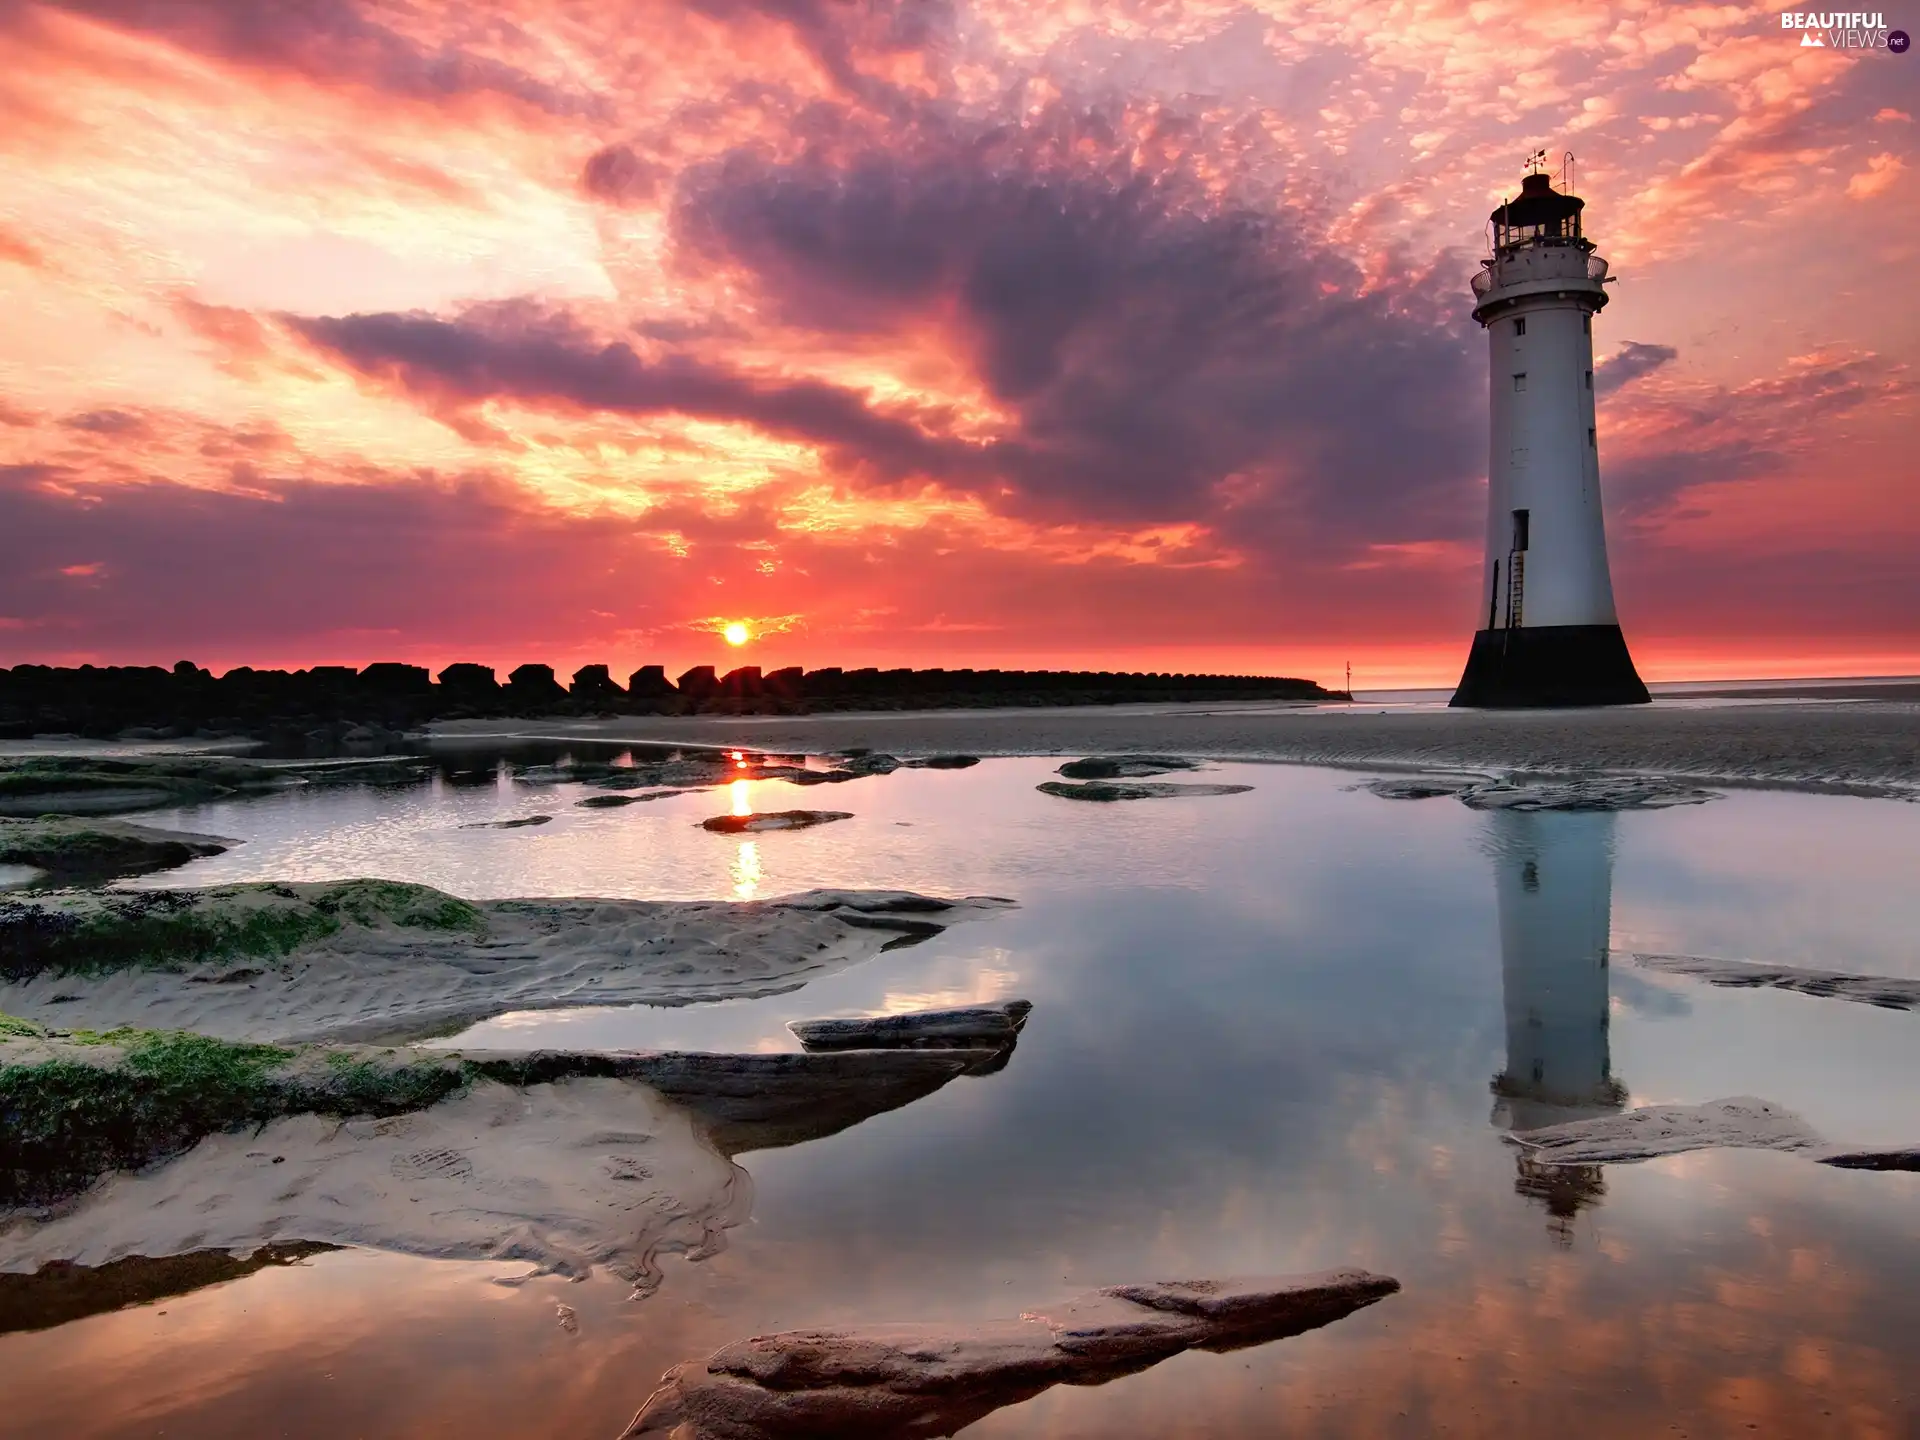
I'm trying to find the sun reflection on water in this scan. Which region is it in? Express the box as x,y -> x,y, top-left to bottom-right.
731,840 -> 761,900
730,779 -> 752,817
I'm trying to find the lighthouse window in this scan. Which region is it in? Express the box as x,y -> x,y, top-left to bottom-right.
1513,318 -> 1526,336
1582,315 -> 1591,334
1585,370 -> 1593,389
1512,373 -> 1528,392
1588,427 -> 1597,448
1511,509 -> 1530,552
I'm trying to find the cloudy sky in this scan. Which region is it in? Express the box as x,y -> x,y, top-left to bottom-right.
0,0 -> 1913,686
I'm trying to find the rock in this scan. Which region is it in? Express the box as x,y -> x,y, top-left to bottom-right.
457,815 -> 552,830
1057,755 -> 1202,780
790,1000 -> 1032,1053
620,1269 -> 1400,1439
1359,776 -> 1484,800
908,754 -> 980,770
700,811 -> 853,833
0,885 -> 1012,1043
0,817 -> 234,885
1456,776 -> 1720,811
577,789 -> 694,809
835,752 -> 900,775
0,755 -> 284,817
0,1028 -> 999,1210
1037,781 -> 1254,802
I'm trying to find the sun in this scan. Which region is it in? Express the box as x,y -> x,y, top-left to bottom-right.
722,622 -> 750,646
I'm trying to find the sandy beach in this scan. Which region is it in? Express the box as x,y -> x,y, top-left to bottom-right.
432,694 -> 1920,797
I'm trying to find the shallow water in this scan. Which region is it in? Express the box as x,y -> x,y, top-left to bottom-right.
5,755 -> 1919,1438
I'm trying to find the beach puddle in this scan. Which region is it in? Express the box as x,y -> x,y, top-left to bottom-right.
3,753 -> 1918,1437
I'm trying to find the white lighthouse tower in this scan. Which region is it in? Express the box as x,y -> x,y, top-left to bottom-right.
1451,161 -> 1649,707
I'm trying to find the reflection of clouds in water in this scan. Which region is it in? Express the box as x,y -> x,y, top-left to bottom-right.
871,953 -> 1022,1017
1610,967 -> 1694,1019
731,840 -> 760,901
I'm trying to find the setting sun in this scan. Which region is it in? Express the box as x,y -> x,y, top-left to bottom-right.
722,622 -> 750,646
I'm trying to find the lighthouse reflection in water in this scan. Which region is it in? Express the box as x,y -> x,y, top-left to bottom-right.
1485,809 -> 1628,1242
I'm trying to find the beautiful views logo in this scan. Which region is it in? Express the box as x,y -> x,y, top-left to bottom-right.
1780,11 -> 1902,46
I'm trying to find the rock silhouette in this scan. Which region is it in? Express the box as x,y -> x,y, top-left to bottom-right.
620,1269 -> 1400,1439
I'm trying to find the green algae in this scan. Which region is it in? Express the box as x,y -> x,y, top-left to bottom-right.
0,1019 -> 471,1207
0,817 -> 229,886
0,879 -> 487,981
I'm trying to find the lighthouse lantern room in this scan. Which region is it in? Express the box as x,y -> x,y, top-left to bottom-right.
1450,162 -> 1650,708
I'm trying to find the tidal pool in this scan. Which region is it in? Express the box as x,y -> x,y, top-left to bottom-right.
3,753 -> 1917,1438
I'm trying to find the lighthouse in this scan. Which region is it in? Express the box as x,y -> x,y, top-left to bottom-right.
1450,165 -> 1650,707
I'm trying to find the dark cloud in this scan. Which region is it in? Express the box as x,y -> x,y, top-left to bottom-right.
43,0 -> 602,116
674,143 -> 1486,539
1594,341 -> 1678,396
62,408 -> 152,437
579,144 -> 662,207
0,463 -> 661,654
683,0 -> 957,114
285,304 -> 983,483
1603,348 -> 1908,524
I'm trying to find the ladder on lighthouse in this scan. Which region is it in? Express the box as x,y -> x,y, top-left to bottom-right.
1506,550 -> 1525,628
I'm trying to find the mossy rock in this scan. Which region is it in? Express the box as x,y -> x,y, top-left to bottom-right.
0,817 -> 232,885
0,879 -> 486,981
0,756 -> 282,814
0,1022 -> 471,1206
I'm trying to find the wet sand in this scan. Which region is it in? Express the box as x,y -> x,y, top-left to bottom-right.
432,696 -> 1920,796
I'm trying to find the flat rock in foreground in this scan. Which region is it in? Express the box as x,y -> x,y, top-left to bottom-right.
1510,1096 -> 1919,1171
1056,755 -> 1203,779
0,881 -> 1010,1043
621,1269 -> 1399,1439
1627,952 -> 1920,1011
1038,780 -> 1253,802
700,810 -> 852,834
0,1035 -> 994,1271
790,1000 -> 1032,1052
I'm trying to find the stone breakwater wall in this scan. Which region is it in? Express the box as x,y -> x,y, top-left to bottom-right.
0,660 -> 1339,737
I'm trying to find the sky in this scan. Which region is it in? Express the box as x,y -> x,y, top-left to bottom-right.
0,1 -> 1914,689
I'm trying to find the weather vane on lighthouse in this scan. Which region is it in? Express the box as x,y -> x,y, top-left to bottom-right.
1450,153 -> 1649,707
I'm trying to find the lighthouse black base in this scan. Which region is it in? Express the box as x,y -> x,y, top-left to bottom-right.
1450,625 -> 1650,708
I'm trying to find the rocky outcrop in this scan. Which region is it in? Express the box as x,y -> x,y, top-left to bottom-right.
0,816 -> 233,884
789,1001 -> 1030,1075
1358,776 -> 1483,800
0,883 -> 1013,1042
1038,781 -> 1254,802
0,1026 -> 994,1207
1056,755 -> 1203,779
576,791 -> 692,809
458,814 -> 553,829
700,811 -> 853,833
620,1269 -> 1400,1439
789,1000 -> 1031,1052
